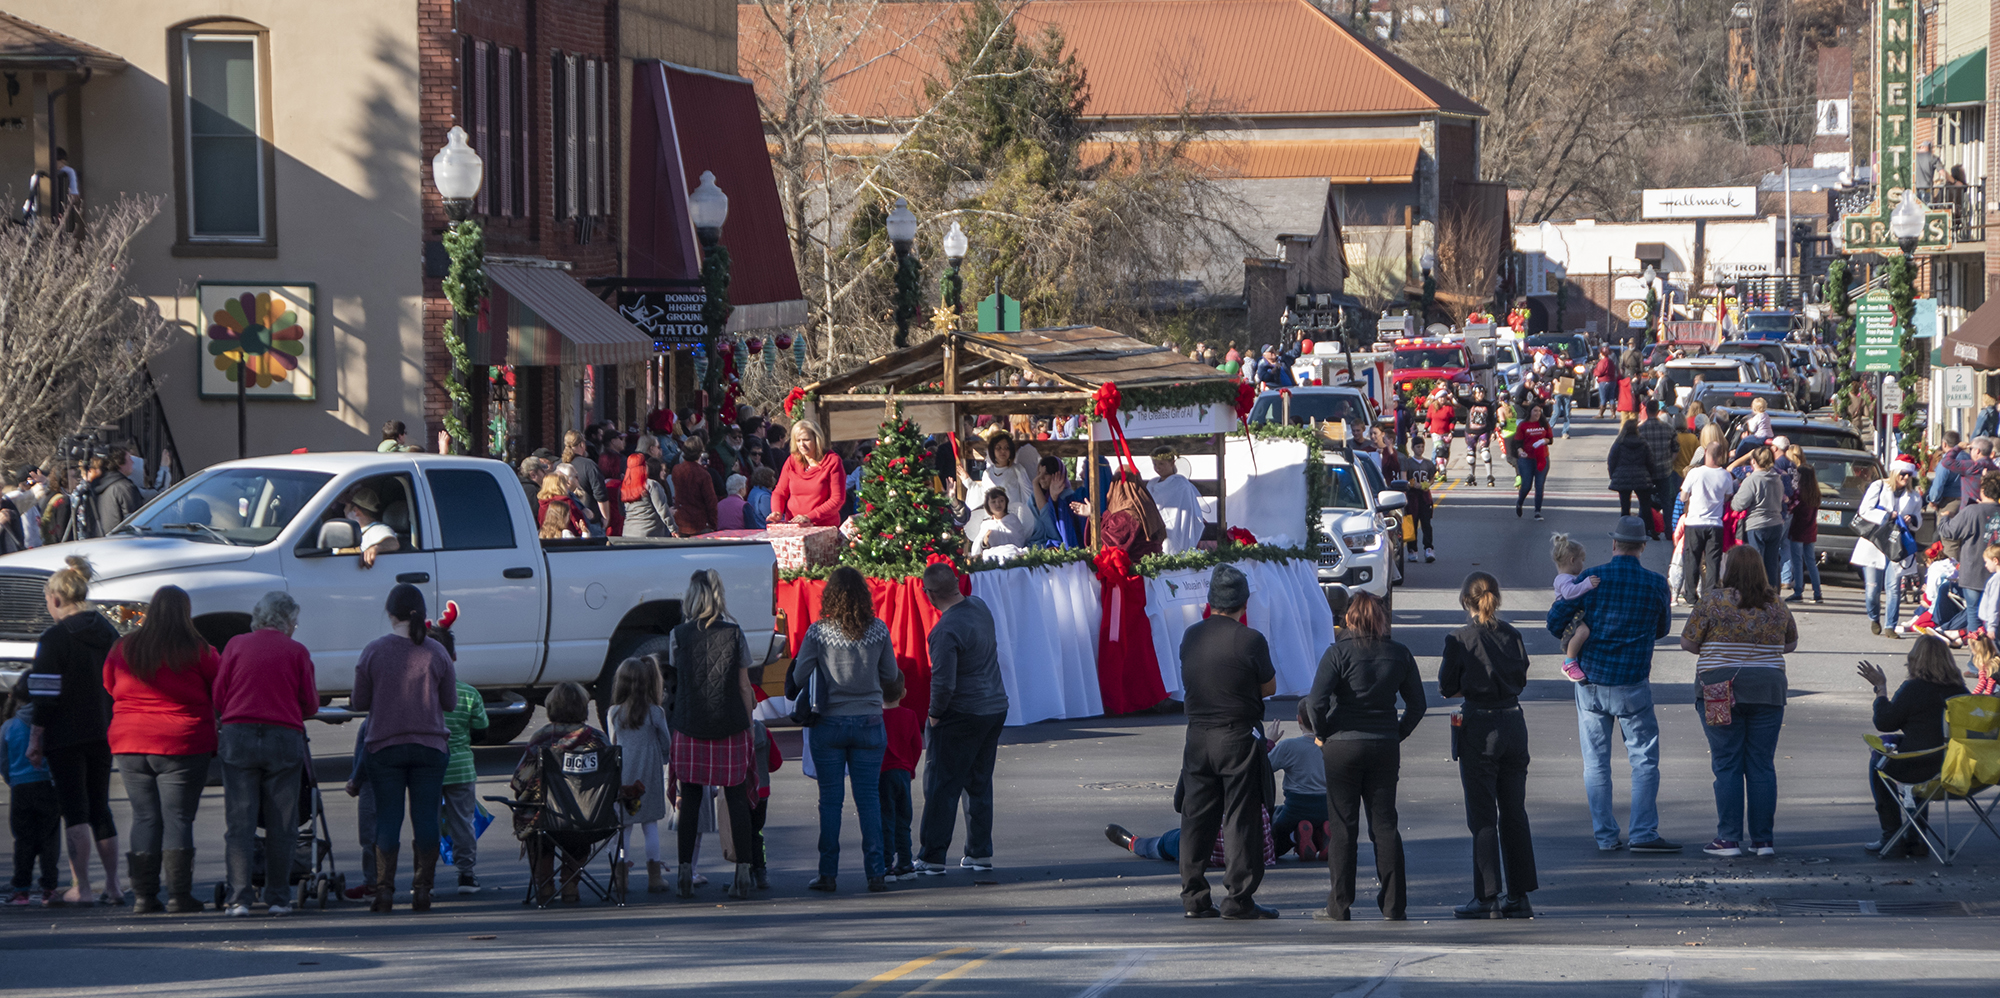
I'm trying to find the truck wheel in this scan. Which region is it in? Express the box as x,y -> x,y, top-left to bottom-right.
471,711 -> 532,746
1380,586 -> 1394,619
597,633 -> 674,727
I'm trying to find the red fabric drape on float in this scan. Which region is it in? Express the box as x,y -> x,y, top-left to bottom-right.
1093,548 -> 1167,715
776,576 -> 942,720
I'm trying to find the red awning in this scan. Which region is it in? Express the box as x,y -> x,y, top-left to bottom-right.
629,62 -> 805,333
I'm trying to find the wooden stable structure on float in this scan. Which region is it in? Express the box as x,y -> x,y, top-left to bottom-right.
796,326 -> 1239,548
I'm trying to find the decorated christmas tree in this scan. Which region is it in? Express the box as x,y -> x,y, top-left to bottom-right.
845,408 -> 966,575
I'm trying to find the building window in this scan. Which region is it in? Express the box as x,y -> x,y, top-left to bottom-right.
171,22 -> 275,253
462,40 -> 527,217
551,51 -> 608,221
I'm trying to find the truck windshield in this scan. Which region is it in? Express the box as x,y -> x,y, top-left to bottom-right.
121,468 -> 333,546
1393,348 -> 1465,369
1743,313 -> 1793,334
1323,465 -> 1368,510
1249,393 -> 1370,427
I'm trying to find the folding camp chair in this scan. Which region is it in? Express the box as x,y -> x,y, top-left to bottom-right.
1866,694 -> 2000,865
486,742 -> 627,907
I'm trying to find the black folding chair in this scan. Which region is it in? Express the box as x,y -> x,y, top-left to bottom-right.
486,743 -> 626,908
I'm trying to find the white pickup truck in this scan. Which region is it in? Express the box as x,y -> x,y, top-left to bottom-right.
0,452 -> 779,744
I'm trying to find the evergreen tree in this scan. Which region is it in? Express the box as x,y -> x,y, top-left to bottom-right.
845,409 -> 966,575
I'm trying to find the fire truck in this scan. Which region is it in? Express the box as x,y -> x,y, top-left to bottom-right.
1389,334 -> 1477,402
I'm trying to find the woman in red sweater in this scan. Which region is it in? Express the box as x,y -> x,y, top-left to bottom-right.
771,420 -> 847,527
102,585 -> 220,913
1510,403 -> 1554,520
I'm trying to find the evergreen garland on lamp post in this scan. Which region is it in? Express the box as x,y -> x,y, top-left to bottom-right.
1888,191 -> 1926,459
432,126 -> 485,456
888,198 -> 922,348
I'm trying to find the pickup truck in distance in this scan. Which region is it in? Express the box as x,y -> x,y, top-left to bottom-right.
0,452 -> 779,744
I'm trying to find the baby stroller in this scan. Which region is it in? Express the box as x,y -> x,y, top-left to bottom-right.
487,742 -> 628,908
211,738 -> 345,910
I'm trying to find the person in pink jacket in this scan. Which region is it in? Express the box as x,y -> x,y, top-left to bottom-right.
212,591 -> 319,916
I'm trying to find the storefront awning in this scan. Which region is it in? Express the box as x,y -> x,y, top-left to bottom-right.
629,62 -> 806,335
478,263 -> 654,367
1943,297 -> 2000,369
1921,47 -> 1986,108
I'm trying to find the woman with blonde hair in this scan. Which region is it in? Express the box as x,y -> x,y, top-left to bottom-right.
1438,572 -> 1537,918
770,420 -> 847,526
666,569 -> 758,899
537,475 -> 585,537
607,656 -> 674,893
23,556 -> 124,905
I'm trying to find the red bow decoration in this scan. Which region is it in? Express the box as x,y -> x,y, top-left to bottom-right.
1234,381 -> 1257,426
1093,545 -> 1134,585
1092,382 -> 1139,474
783,387 -> 807,417
1226,526 -> 1258,547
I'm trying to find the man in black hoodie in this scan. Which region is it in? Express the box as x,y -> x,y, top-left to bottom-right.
82,453 -> 140,539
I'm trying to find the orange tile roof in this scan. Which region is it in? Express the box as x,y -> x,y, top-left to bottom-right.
739,0 -> 1487,121
1081,138 -> 1419,182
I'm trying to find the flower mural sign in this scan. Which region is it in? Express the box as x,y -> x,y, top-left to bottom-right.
197,283 -> 317,400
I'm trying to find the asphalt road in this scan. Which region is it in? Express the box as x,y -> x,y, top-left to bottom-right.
7,413 -> 2000,996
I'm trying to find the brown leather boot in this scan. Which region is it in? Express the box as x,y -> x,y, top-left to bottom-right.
372,846 -> 399,913
410,847 -> 438,913
528,849 -> 555,906
647,861 -> 668,893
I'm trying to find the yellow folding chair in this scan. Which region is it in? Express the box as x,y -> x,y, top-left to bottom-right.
1866,694 -> 2000,865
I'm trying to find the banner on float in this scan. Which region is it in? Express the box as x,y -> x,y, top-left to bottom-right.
1091,403 -> 1234,442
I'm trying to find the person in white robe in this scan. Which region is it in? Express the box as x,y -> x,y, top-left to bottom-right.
964,487 -> 1030,560
1145,446 -> 1206,554
960,430 -> 1039,518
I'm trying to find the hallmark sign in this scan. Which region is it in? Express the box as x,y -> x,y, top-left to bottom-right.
1640,187 -> 1757,220
618,286 -> 708,349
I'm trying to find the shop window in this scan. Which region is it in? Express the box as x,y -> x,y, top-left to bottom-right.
552,52 -> 609,221
170,20 -> 276,255
462,39 -> 527,217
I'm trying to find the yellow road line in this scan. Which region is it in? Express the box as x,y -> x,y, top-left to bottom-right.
833,948 -> 975,998
901,948 -> 1023,995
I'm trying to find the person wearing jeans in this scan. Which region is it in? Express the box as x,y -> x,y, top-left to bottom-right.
101,585 -> 220,914
1680,546 -> 1796,857
1548,516 -> 1678,853
349,584 -> 457,913
915,564 -> 1010,874
1679,442 -> 1732,604
788,566 -> 904,892
1856,461 -> 1924,636
213,591 -> 319,916
1784,447 -> 1822,603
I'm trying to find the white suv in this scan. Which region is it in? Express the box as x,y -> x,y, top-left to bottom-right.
1316,449 -> 1406,613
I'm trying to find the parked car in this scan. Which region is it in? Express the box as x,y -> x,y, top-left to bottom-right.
1788,344 -> 1835,409
1689,381 -> 1798,414
1716,341 -> 1808,407
1716,410 -> 1863,453
0,452 -> 781,743
1662,356 -> 1770,407
1803,446 -> 1935,573
1316,447 -> 1405,614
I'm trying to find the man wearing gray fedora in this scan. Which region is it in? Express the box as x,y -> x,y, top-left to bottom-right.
1175,564 -> 1279,920
1547,515 -> 1679,854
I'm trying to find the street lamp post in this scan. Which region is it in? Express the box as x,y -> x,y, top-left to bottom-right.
689,171 -> 732,436
431,125 -> 484,456
1642,264 -> 1660,343
1886,188 -> 1926,455
942,221 -> 968,322
888,198 -> 921,348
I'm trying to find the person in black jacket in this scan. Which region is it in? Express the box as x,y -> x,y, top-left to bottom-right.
1438,573 -> 1537,919
82,453 -> 141,539
667,569 -> 758,900
1606,419 -> 1659,535
23,556 -> 124,904
1305,590 -> 1425,921
1859,636 -> 1969,858
1174,564 -> 1278,921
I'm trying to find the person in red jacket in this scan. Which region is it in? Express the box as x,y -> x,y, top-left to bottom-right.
878,694 -> 924,880
1424,389 -> 1457,466
102,585 -> 220,913
771,420 -> 847,527
212,590 -> 320,917
1511,403 -> 1555,520
1592,348 -> 1617,418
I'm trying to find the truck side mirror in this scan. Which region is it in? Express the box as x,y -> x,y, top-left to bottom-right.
1377,490 -> 1408,511
315,518 -> 359,551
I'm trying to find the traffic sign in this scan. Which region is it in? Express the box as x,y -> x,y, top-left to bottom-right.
1853,289 -> 1902,373
1882,377 -> 1904,410
1943,365 -> 1977,408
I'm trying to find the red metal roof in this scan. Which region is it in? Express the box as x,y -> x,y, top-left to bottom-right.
1082,137 -> 1419,182
739,0 -> 1487,121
